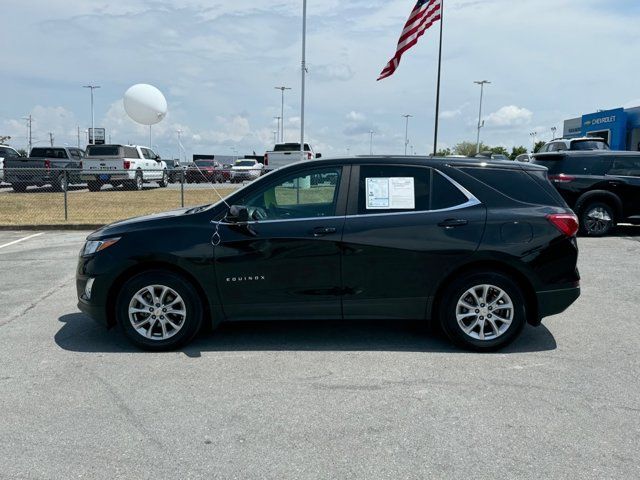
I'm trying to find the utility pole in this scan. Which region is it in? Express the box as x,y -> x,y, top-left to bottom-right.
49,132 -> 54,147
474,80 -> 491,154
273,131 -> 278,145
369,130 -> 375,155
274,86 -> 291,143
402,114 -> 413,155
77,126 -> 80,147
23,115 -> 33,153
83,85 -> 100,145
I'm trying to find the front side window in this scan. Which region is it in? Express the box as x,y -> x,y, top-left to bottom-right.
243,167 -> 341,220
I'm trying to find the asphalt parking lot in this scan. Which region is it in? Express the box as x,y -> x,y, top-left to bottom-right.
0,229 -> 639,479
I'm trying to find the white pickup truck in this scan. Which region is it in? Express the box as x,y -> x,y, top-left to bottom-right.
263,143 -> 321,170
81,144 -> 168,191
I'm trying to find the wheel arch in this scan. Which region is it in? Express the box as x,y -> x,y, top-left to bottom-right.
574,190 -> 622,219
428,260 -> 540,327
105,261 -> 213,329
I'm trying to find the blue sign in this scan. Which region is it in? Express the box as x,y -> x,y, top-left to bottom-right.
581,108 -> 627,149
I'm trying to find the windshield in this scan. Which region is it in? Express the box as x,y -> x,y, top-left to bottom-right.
571,140 -> 608,151
30,148 -> 67,158
86,145 -> 121,156
235,160 -> 256,167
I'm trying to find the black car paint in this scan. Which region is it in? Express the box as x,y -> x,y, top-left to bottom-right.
77,157 -> 580,331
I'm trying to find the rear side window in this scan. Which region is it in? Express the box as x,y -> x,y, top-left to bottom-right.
461,167 -> 560,206
124,147 -> 139,158
358,165 -> 431,214
608,157 -> 640,177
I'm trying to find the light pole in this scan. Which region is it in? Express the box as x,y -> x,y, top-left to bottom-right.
551,126 -> 557,140
83,85 -> 100,145
274,86 -> 291,143
273,116 -> 282,143
369,130 -> 375,155
474,80 -> 491,154
402,114 -> 413,155
300,0 -> 308,162
22,115 -> 33,153
530,131 -> 537,152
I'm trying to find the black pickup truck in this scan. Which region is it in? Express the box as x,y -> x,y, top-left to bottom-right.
4,146 -> 85,192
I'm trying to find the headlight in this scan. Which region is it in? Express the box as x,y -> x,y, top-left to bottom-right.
82,237 -> 120,256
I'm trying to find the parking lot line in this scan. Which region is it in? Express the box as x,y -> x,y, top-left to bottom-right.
0,232 -> 44,250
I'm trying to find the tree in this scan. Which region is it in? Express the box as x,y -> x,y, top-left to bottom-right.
533,141 -> 546,153
435,148 -> 451,157
489,146 -> 509,157
453,141 -> 489,157
0,135 -> 11,144
509,146 -> 528,160
17,149 -> 27,157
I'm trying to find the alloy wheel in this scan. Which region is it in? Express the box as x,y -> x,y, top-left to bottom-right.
128,285 -> 187,340
455,284 -> 514,341
584,206 -> 612,235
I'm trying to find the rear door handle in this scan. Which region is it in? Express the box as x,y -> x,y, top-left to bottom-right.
438,218 -> 468,228
312,226 -> 337,237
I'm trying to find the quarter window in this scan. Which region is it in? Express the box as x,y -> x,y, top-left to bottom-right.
244,167 -> 341,220
431,171 -> 469,210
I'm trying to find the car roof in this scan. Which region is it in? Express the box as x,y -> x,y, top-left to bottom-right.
284,155 -> 547,172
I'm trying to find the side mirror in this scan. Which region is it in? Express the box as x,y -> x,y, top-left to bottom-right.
315,153 -> 322,159
155,155 -> 161,161
226,205 -> 249,223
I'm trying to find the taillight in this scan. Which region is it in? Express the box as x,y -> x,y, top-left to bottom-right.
547,213 -> 579,237
44,159 -> 51,169
548,174 -> 575,183
264,153 -> 269,166
123,160 -> 131,170
307,152 -> 312,160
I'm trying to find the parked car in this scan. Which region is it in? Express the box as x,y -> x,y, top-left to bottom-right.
475,152 -> 509,160
81,144 -> 168,191
264,143 -> 321,170
230,158 -> 264,183
532,151 -> 640,236
166,160 -> 186,183
0,145 -> 22,183
515,153 -> 533,163
4,146 -> 84,192
77,156 -> 580,352
186,159 -> 229,183
537,137 -> 609,154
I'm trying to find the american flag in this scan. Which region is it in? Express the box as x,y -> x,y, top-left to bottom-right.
378,0 -> 442,81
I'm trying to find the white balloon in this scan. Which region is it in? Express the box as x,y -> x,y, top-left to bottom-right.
123,84 -> 168,125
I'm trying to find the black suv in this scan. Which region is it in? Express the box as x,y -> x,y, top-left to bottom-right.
77,157 -> 580,352
533,151 -> 640,236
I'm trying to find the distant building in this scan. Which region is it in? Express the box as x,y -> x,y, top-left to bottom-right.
563,107 -> 640,151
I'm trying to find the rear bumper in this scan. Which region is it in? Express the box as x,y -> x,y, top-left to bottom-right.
81,172 -> 132,182
537,286 -> 581,320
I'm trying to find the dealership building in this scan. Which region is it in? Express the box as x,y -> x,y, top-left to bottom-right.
563,106 -> 640,151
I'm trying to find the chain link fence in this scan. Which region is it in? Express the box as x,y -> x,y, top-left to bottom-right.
0,167 -> 266,226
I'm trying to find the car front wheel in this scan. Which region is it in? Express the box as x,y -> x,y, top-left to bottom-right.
440,272 -> 526,352
116,271 -> 204,351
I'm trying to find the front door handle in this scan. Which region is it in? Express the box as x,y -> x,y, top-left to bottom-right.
312,226 -> 337,237
438,218 -> 468,228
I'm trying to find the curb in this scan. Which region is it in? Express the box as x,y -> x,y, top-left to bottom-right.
0,224 -> 103,231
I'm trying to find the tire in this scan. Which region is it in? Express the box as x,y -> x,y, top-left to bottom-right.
116,270 -> 204,351
87,181 -> 101,192
11,183 -> 27,193
439,272 -> 527,352
126,171 -> 144,191
52,174 -> 67,192
215,175 -> 223,183
580,201 -> 615,237
158,170 -> 168,188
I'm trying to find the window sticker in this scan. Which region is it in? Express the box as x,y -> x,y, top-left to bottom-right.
366,177 -> 415,209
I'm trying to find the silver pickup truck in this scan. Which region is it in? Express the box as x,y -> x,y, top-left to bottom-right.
4,146 -> 85,192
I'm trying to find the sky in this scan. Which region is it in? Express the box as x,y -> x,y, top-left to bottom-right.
1,0 -> 639,159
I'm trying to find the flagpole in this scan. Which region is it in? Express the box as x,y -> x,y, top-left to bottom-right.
432,0 -> 443,155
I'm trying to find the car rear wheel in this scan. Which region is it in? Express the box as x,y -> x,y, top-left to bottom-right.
580,201 -> 615,237
440,272 -> 526,352
11,183 -> 27,193
87,181 -> 101,192
52,174 -> 68,192
116,271 -> 204,351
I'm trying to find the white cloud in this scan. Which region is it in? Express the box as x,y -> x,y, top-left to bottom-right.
485,106 -> 533,127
